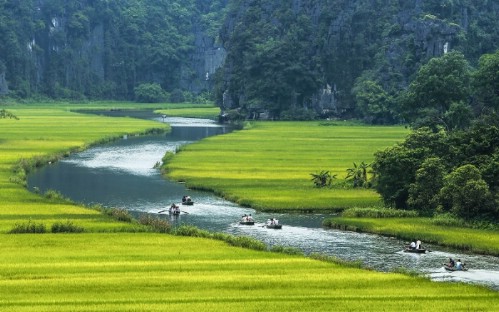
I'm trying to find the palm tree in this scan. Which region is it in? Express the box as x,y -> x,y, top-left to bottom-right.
310,170 -> 336,188
346,162 -> 371,188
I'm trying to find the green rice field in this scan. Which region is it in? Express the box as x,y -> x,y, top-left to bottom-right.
1,234 -> 497,312
0,103 -> 497,311
164,121 -> 409,211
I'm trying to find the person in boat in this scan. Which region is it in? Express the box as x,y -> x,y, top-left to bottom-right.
170,203 -> 180,213
447,257 -> 456,268
182,195 -> 190,203
416,239 -> 422,250
455,259 -> 465,270
409,241 -> 416,250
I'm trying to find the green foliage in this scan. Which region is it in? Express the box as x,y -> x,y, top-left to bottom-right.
51,220 -> 85,233
134,83 -> 166,103
439,164 -> 496,220
138,215 -> 172,233
0,109 -> 19,119
407,157 -> 446,215
352,78 -> 397,124
106,208 -> 133,223
341,207 -> 418,218
8,220 -> 46,234
399,52 -> 472,128
473,50 -> 499,112
310,170 -> 335,188
345,162 -> 372,188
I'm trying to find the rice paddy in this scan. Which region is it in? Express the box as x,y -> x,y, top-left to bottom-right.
164,121 -> 409,210
0,103 -> 497,311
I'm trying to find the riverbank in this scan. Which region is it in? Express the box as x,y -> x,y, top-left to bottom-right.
1,103 -> 497,310
324,217 -> 499,256
163,119 -> 499,257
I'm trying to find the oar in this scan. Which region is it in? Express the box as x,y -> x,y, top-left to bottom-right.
182,211 -> 189,214
157,209 -> 166,213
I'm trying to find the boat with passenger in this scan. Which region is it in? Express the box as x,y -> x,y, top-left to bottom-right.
265,218 -> 282,229
182,195 -> 194,205
239,214 -> 255,225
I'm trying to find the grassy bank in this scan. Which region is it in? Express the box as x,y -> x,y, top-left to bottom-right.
0,103 -> 497,311
324,217 -> 499,256
155,103 -> 220,119
164,121 -> 409,211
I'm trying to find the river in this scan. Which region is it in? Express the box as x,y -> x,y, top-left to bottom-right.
27,113 -> 499,290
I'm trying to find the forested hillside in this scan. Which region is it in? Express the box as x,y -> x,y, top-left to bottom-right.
217,0 -> 499,121
1,0 -> 498,123
0,0 -> 227,100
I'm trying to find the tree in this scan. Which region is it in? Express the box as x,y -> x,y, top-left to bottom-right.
346,162 -> 371,188
0,109 -> 19,120
372,128 -> 447,208
310,170 -> 336,188
407,157 -> 446,215
439,164 -> 496,220
400,52 -> 472,128
352,78 -> 397,124
134,83 -> 166,103
473,49 -> 499,112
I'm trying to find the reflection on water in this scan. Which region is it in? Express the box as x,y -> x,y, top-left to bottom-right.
27,116 -> 499,290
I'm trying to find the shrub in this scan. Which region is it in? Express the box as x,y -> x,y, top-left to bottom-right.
169,88 -> 185,103
51,220 -> 84,233
134,83 -> 166,103
8,220 -> 46,234
106,208 -> 133,222
138,215 -> 172,233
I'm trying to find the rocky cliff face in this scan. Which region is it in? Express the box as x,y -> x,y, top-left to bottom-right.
218,0 -> 497,118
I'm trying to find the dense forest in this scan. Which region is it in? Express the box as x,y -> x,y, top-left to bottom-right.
0,0 -> 227,101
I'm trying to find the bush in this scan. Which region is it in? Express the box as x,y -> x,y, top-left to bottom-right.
51,220 -> 84,233
9,220 -> 46,234
138,215 -> 172,233
106,208 -> 133,222
169,88 -> 185,103
134,83 -> 166,103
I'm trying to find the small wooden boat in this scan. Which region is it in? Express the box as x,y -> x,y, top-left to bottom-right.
182,196 -> 194,205
403,247 -> 426,253
239,220 -> 255,225
444,264 -> 468,272
266,224 -> 282,229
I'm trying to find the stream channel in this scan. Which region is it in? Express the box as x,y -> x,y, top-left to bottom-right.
27,111 -> 499,290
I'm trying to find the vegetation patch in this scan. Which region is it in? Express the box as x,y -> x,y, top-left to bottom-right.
324,217 -> 499,256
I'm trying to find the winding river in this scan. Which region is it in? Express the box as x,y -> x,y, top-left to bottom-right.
27,112 -> 499,290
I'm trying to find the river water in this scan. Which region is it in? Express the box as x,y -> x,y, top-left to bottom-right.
27,114 -> 499,290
